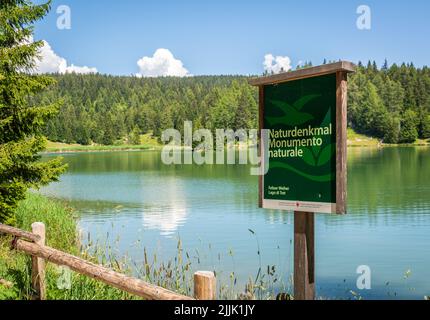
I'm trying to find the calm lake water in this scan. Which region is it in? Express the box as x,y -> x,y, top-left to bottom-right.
41,147 -> 430,299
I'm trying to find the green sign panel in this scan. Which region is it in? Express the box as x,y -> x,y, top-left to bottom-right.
263,73 -> 337,213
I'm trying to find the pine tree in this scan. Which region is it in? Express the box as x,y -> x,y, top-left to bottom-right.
102,124 -> 115,145
399,110 -> 418,143
129,126 -> 141,145
353,82 -> 388,137
0,0 -> 66,224
382,59 -> 389,72
233,91 -> 253,130
379,78 -> 405,114
383,116 -> 400,144
421,114 -> 430,139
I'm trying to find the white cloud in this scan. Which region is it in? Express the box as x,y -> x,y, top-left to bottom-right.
263,54 -> 292,74
32,37 -> 97,74
136,48 -> 189,77
62,64 -> 98,74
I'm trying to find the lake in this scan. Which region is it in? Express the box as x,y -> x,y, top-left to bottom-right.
40,147 -> 430,299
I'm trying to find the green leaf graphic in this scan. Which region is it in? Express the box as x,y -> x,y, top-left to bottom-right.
302,148 -> 317,166
293,94 -> 321,110
267,100 -> 314,126
311,109 -> 332,158
317,143 -> 335,166
320,108 -> 332,127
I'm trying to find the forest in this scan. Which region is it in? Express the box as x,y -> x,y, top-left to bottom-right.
36,61 -> 430,145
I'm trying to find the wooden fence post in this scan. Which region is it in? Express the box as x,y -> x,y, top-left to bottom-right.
194,271 -> 216,300
31,222 -> 46,300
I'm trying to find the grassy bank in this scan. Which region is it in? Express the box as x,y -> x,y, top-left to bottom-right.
0,194 -> 140,300
347,129 -> 381,147
347,129 -> 429,147
46,142 -> 158,153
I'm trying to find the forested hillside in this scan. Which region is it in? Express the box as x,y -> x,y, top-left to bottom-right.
349,61 -> 430,143
38,75 -> 257,145
37,61 -> 430,145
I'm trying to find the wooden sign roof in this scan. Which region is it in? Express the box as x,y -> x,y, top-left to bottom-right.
249,61 -> 356,86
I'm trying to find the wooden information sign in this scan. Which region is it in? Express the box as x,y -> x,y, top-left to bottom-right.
249,61 -> 355,299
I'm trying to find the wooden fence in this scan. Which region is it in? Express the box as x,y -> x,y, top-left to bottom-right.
0,222 -> 216,300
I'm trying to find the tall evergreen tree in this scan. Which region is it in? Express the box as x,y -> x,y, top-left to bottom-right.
0,0 -> 66,225
352,81 -> 388,138
383,116 -> 401,144
379,78 -> 405,114
129,126 -> 141,145
382,59 -> 389,72
233,91 -> 254,130
422,114 -> 430,139
399,110 -> 419,143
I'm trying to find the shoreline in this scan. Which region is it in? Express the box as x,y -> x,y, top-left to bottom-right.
43,141 -> 430,154
43,145 -> 162,154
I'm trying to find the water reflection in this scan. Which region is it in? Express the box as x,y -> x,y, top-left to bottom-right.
141,176 -> 188,237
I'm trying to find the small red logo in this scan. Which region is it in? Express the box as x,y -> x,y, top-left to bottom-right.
296,202 -> 300,207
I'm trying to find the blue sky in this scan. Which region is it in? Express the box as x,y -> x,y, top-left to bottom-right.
33,0 -> 430,76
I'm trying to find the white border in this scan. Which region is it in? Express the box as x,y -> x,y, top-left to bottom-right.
263,199 -> 336,214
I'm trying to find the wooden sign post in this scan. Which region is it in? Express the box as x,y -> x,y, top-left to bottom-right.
249,61 -> 355,300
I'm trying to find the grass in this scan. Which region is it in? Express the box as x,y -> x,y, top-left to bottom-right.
46,143 -> 155,153
411,138 -> 430,146
0,193 -> 139,300
347,128 -> 430,147
347,128 -> 381,147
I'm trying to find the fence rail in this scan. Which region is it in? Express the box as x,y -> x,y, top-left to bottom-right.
0,222 -> 216,300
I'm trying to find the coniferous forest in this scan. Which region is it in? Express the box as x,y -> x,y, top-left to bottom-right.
37,61 -> 430,146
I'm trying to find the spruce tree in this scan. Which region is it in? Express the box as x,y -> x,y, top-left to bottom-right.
422,114 -> 430,139
233,91 -> 253,130
382,59 -> 389,72
399,110 -> 419,143
0,0 -> 66,225
129,126 -> 141,145
383,116 -> 400,144
354,82 -> 388,137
